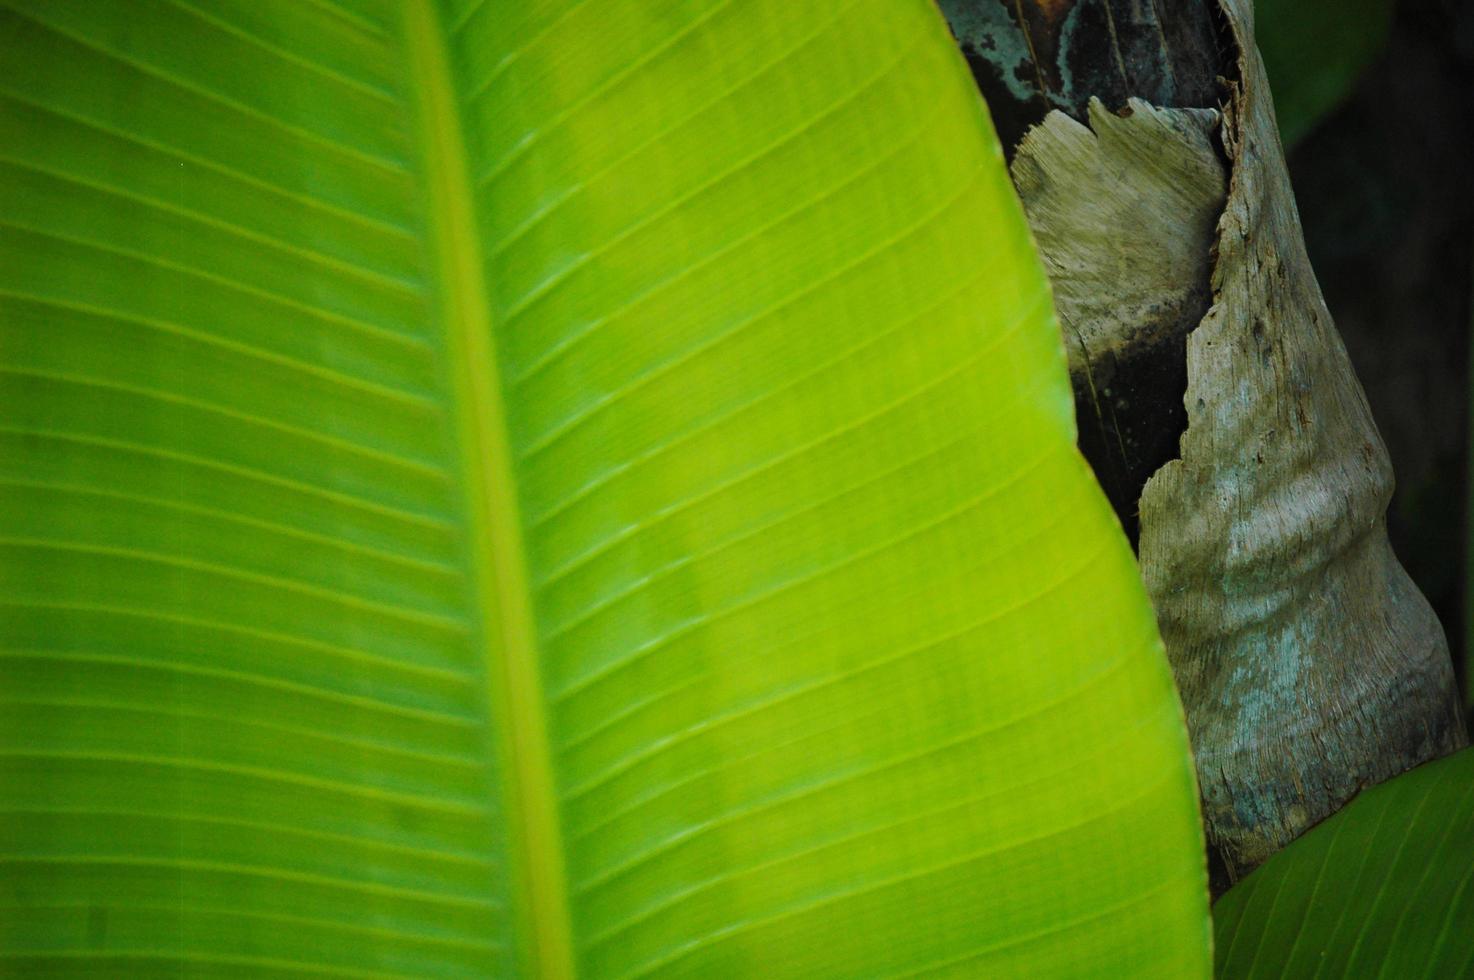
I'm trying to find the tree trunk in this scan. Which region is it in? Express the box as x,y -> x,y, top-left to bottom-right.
939,0 -> 1224,540
936,0 -> 1222,153
939,0 -> 1468,891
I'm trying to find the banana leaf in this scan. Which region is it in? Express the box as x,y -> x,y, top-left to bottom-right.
1215,747 -> 1474,978
0,0 -> 1209,975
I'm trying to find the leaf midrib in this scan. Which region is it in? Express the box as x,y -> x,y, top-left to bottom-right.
403,4 -> 576,976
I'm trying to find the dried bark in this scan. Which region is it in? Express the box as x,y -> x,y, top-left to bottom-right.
1137,0 -> 1465,884
940,0 -> 1227,541
985,0 -> 1467,888
1011,100 -> 1225,537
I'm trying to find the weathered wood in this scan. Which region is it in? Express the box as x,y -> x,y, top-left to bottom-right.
939,0 -> 1226,541
1011,100 -> 1224,539
983,0 -> 1468,889
1137,0 -> 1466,885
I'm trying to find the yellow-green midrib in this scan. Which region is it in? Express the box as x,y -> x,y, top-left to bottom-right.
405,1 -> 576,976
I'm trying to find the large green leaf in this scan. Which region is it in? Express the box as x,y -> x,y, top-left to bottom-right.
1215,748 -> 1474,978
0,0 -> 1209,975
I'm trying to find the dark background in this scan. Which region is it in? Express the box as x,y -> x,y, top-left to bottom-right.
1279,0 -> 1474,713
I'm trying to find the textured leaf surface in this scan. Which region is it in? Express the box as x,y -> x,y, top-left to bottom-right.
1215,748 -> 1474,978
0,0 -> 1208,975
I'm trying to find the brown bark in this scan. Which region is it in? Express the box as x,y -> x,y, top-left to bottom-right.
940,0 -> 1226,539
1139,0 -> 1465,886
1009,99 -> 1223,541
943,0 -> 1468,890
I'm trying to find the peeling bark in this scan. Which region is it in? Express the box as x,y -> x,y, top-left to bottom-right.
983,0 -> 1467,888
1138,0 -> 1465,884
1011,99 -> 1225,537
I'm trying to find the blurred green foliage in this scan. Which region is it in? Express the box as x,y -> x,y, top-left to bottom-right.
1257,0 -> 1395,145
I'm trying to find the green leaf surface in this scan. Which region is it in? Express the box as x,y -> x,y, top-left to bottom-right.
1215,748 -> 1474,979
0,0 -> 1209,975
